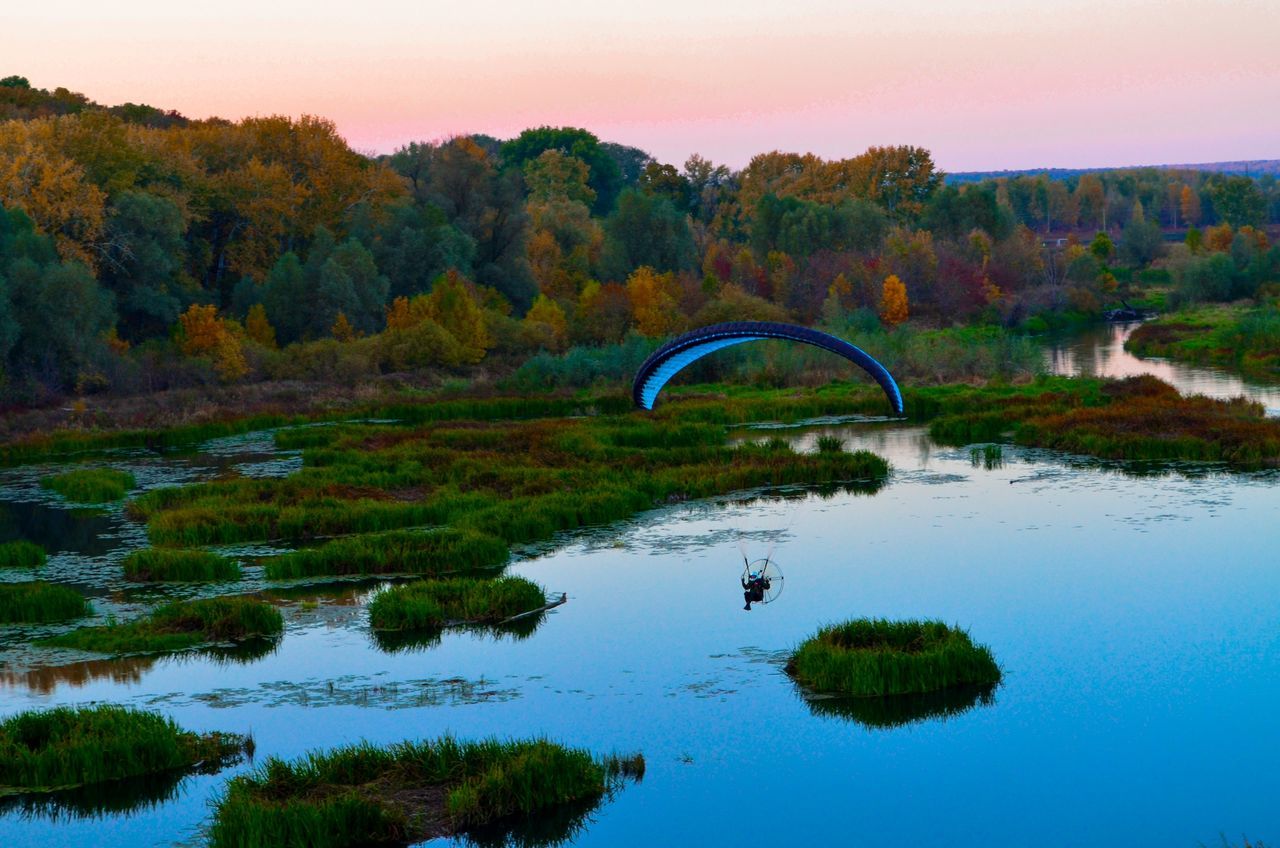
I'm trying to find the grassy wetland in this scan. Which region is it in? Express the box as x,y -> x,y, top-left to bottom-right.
39,597 -> 282,655
0,540 -> 45,569
367,576 -> 550,632
122,548 -> 242,582
0,705 -> 249,795
207,737 -> 644,848
786,618 -> 1002,698
39,468 -> 137,503
0,582 -> 91,624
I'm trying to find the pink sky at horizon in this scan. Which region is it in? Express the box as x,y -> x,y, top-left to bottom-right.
6,0 -> 1278,172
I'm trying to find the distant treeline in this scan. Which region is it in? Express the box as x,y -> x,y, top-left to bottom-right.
0,74 -> 1277,403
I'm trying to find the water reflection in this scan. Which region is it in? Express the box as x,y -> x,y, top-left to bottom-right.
797,682 -> 998,730
0,500 -> 121,558
0,770 -> 189,822
371,615 -> 547,654
460,793 -> 621,848
0,655 -> 157,694
1045,322 -> 1280,416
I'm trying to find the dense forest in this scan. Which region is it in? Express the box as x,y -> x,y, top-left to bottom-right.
1,74 -> 1278,405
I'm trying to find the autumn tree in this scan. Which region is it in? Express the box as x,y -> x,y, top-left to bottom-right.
625,266 -> 683,337
879,275 -> 908,326
520,293 -> 568,351
424,270 -> 492,362
244,303 -> 276,348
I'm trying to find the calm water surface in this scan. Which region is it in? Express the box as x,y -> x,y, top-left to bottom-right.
1,329 -> 1277,847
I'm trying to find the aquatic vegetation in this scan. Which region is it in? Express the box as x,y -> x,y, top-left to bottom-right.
927,375 -> 1280,468
786,618 -> 1001,698
208,736 -> 644,848
815,435 -> 845,453
801,682 -> 998,729
368,577 -> 548,631
122,548 -> 242,582
40,468 -> 137,503
134,412 -> 890,553
969,444 -> 1003,469
0,705 -> 249,794
1126,304 -> 1280,379
0,581 -> 91,624
263,529 -> 509,580
0,539 -> 46,569
40,596 -> 282,655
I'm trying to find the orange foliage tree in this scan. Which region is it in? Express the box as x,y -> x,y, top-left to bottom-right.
879,274 -> 909,326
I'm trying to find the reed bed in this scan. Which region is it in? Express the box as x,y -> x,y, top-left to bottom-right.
0,581 -> 90,624
41,596 -> 282,655
40,468 -> 137,503
0,705 -> 248,794
263,529 -> 509,579
0,540 -> 46,569
928,375 -> 1280,468
208,736 -> 643,848
133,411 -> 891,556
122,548 -> 241,582
786,618 -> 1001,698
368,577 -> 548,631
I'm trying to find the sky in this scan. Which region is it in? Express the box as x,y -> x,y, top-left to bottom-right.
6,0 -> 1278,171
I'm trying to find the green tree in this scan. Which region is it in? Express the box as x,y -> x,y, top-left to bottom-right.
501,127 -> 623,214
1206,176 -> 1265,227
601,189 -> 696,279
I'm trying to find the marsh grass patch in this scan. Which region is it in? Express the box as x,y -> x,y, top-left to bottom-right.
207,737 -> 643,848
40,596 -> 282,655
122,548 -> 241,582
368,577 -> 548,632
0,705 -> 249,795
0,581 -> 90,624
40,468 -> 137,503
0,540 -> 46,569
786,618 -> 1001,698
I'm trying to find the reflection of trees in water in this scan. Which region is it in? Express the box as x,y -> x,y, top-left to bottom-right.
370,614 -> 545,654
800,682 -> 998,730
3,636 -> 280,695
0,655 -> 157,694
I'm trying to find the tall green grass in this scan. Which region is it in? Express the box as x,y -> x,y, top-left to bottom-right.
0,705 -> 248,793
40,596 -> 282,655
0,582 -> 91,624
208,736 -> 643,848
368,577 -> 548,631
263,529 -> 509,580
0,540 -> 46,569
786,619 -> 1002,698
122,548 -> 241,582
40,468 -> 137,503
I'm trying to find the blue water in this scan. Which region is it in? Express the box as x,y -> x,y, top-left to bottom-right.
1,333 -> 1278,847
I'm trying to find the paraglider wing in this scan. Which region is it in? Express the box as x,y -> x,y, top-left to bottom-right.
632,321 -> 904,415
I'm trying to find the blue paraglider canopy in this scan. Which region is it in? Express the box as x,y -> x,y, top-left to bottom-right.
632,321 -> 904,415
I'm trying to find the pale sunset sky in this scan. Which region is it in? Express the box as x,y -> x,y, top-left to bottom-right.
6,0 -> 1277,171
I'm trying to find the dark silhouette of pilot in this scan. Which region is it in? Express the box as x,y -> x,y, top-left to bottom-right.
741,571 -> 770,610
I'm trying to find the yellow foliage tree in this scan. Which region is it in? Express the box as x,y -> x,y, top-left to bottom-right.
245,304 -> 277,348
331,311 -> 357,342
1205,224 -> 1234,253
177,304 -> 247,382
625,266 -> 683,337
879,275 -> 909,326
424,270 -> 492,363
521,294 -> 569,351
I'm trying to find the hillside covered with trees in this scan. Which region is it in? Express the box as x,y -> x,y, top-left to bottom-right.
1,74 -> 1278,406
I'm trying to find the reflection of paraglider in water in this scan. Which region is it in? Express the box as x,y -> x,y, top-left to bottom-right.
632,321 -> 904,415
740,557 -> 783,611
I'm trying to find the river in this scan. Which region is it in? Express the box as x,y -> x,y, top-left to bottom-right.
0,327 -> 1276,847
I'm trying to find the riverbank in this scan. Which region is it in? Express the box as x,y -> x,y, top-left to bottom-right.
1125,304 -> 1280,380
